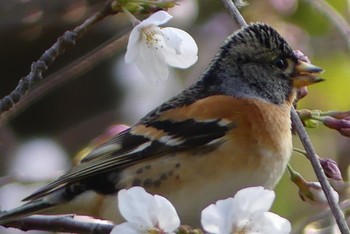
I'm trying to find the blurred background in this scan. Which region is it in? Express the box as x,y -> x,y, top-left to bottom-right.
0,0 -> 349,233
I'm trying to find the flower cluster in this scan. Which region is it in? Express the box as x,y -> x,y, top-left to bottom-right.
297,109 -> 350,137
110,186 -> 291,234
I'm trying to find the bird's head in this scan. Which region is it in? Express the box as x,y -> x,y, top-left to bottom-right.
207,23 -> 323,105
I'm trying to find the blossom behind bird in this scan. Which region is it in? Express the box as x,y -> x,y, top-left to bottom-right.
125,10 -> 198,84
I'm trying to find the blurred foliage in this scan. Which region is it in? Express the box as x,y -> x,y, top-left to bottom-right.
291,1 -> 331,35
0,0 -> 349,233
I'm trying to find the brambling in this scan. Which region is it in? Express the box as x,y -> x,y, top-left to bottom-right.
0,23 -> 323,226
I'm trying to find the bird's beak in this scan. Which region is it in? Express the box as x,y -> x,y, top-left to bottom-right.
292,60 -> 324,88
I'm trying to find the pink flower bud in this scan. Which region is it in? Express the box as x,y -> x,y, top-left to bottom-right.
296,87 -> 308,101
293,50 -> 309,103
319,158 -> 342,180
294,50 -> 311,63
325,110 -> 350,120
323,116 -> 350,137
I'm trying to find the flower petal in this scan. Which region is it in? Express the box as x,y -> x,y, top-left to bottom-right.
249,212 -> 291,234
201,203 -> 222,234
118,187 -> 156,228
201,187 -> 290,234
161,27 -> 198,68
234,187 -> 275,215
139,10 -> 173,27
154,195 -> 180,232
201,198 -> 236,234
125,28 -> 142,63
134,43 -> 169,84
110,222 -> 142,234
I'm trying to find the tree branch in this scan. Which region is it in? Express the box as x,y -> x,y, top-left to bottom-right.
0,0 -> 117,119
221,0 -> 247,27
2,215 -> 114,234
0,32 -> 129,127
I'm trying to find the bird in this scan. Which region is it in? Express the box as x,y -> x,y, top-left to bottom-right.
0,23 -> 323,227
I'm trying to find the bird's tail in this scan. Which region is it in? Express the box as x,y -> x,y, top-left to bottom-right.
0,199 -> 56,224
0,184 -> 84,225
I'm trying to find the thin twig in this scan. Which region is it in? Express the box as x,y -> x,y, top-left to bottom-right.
291,107 -> 349,233
0,32 -> 130,127
0,0 -> 117,119
221,0 -> 247,27
2,215 -> 114,233
303,0 -> 350,49
220,0 -> 349,233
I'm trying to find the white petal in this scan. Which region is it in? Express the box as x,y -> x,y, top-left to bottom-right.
201,203 -> 224,234
118,187 -> 156,228
201,198 -> 236,234
125,28 -> 142,63
110,222 -> 143,234
234,187 -> 275,214
134,43 -> 169,84
154,195 -> 180,232
140,10 -> 173,27
161,28 -> 183,54
161,27 -> 198,68
249,212 -> 291,234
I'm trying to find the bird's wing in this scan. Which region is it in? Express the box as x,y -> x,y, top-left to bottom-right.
24,102 -> 236,201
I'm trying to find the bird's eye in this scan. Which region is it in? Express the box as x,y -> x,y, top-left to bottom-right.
272,58 -> 288,70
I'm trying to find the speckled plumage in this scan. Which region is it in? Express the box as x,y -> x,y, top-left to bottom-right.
0,23 -> 322,226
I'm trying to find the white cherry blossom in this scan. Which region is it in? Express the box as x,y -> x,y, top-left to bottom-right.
110,187 -> 180,234
201,186 -> 291,234
125,10 -> 198,84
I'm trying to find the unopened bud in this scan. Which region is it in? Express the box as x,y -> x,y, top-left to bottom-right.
294,50 -> 311,63
298,181 -> 339,208
296,87 -> 308,101
287,164 -> 339,208
324,110 -> 350,120
319,158 -> 342,180
294,50 -> 310,104
323,116 -> 350,137
304,119 -> 320,128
